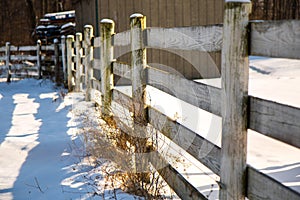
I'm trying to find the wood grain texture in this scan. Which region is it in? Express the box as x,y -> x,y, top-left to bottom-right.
0,55 -> 39,61
100,20 -> 114,117
84,25 -> 94,101
112,30 -> 131,46
75,33 -> 83,92
249,96 -> 300,149
93,36 -> 101,48
112,89 -> 133,112
147,67 -> 222,116
220,2 -> 251,200
0,45 -> 54,52
112,62 -> 132,80
66,35 -> 75,92
247,166 -> 300,200
150,151 -> 207,200
145,26 -> 223,52
148,107 -> 221,175
250,20 -> 300,59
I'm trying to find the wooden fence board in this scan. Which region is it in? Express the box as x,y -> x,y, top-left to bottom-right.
145,26 -> 223,52
150,151 -> 207,200
148,107 -> 221,175
147,67 -> 222,116
112,62 -> 132,80
93,37 -> 101,48
250,20 -> 300,59
112,30 -> 131,47
112,89 -> 133,111
0,55 -> 38,61
249,96 -> 300,148
247,166 -> 300,200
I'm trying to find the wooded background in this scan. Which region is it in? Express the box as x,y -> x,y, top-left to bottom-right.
1,0 -> 299,78
0,0 -> 73,46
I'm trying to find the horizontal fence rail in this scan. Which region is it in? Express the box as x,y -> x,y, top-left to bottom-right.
0,41 -> 59,81
65,2 -> 300,199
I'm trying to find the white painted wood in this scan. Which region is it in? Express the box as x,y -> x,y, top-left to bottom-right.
100,19 -> 115,117
220,2 -> 251,200
0,45 -> 54,52
249,96 -> 300,149
112,62 -> 132,80
41,45 -> 55,51
61,36 -> 67,85
130,14 -> 148,173
148,107 -> 221,175
84,25 -> 94,101
112,30 -> 131,46
66,35 -> 75,92
150,151 -> 207,200
36,40 -> 42,79
251,20 -> 300,59
247,166 -> 300,200
5,42 -> 11,82
93,36 -> 101,48
131,14 -> 147,123
92,59 -> 101,70
75,33 -> 83,92
147,67 -> 222,116
145,25 -> 223,52
54,39 -> 62,85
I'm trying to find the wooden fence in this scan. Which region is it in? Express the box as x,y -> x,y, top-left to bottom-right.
64,1 -> 300,199
0,40 -> 60,81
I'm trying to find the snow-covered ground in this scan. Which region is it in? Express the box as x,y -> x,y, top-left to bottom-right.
0,79 -> 140,200
0,56 -> 299,199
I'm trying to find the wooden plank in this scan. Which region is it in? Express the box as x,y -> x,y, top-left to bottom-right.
191,0 -> 199,26
112,62 -> 132,80
93,58 -> 101,70
93,36 -> 101,48
19,46 -> 37,51
112,89 -> 133,112
249,96 -> 300,149
41,45 -> 55,51
91,78 -> 101,93
5,55 -> 38,61
219,2 -> 251,200
247,166 -> 300,200
145,26 -> 223,52
66,35 -> 75,92
183,0 -> 191,26
150,151 -> 208,200
112,30 -> 131,46
206,0 -> 215,25
147,67 -> 222,116
84,25 -> 94,100
100,19 -> 114,117
148,107 -> 221,175
250,20 -> 300,59
75,33 -> 83,92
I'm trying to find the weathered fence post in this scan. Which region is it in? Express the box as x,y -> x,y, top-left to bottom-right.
61,36 -> 67,85
66,35 -> 74,92
54,39 -> 62,86
100,19 -> 114,118
5,42 -> 11,82
75,33 -> 83,92
130,13 -> 148,173
220,1 -> 251,200
84,25 -> 94,101
37,40 -> 42,79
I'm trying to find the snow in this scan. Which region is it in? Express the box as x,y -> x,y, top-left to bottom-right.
0,79 -> 139,200
0,56 -> 299,199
